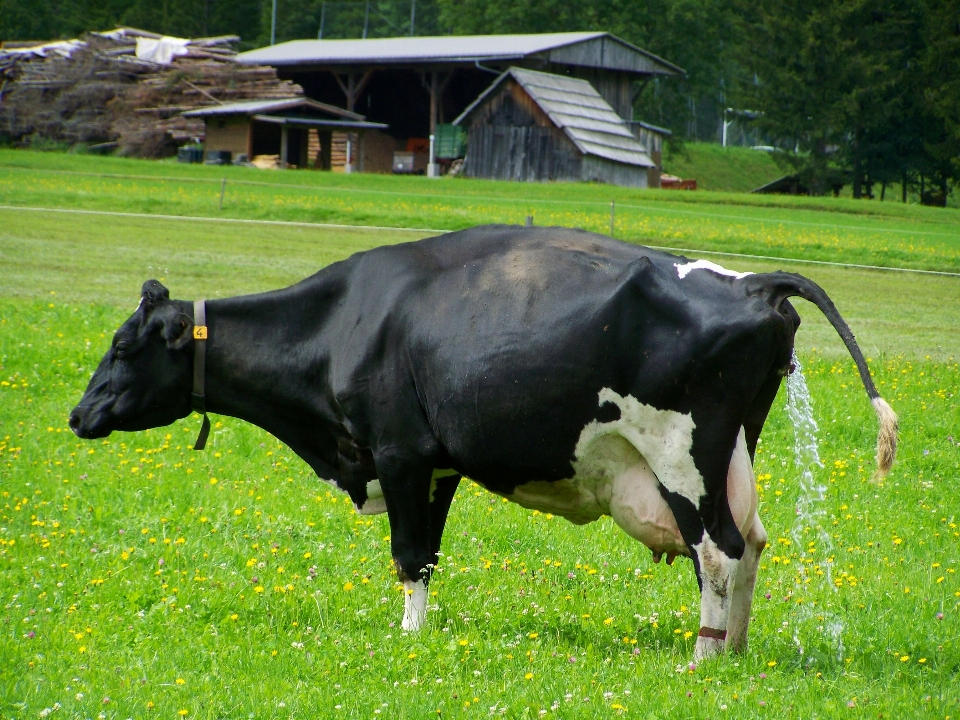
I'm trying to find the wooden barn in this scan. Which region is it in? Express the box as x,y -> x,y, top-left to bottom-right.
453,67 -> 655,187
237,33 -> 682,176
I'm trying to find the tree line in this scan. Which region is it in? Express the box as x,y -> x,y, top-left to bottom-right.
3,0 -> 957,200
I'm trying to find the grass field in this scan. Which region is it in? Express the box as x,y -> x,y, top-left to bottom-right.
3,149 -> 960,275
2,150 -> 959,719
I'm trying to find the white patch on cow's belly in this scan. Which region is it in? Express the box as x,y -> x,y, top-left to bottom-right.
503,390 -> 757,556
674,259 -> 753,280
581,389 -> 705,506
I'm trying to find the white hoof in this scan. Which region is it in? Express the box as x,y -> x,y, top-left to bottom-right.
694,636 -> 725,662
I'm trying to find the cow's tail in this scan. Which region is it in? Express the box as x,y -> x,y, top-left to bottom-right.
743,271 -> 898,478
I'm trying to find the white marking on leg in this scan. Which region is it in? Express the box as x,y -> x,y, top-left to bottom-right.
401,578 -> 428,632
674,259 -> 753,280
727,514 -> 767,652
692,534 -> 739,661
577,389 -> 705,505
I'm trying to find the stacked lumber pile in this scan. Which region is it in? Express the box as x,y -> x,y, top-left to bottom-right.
0,27 -> 303,157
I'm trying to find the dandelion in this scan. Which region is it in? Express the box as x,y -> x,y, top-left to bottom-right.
176,678 -> 185,685
343,581 -> 354,591
524,672 -> 534,680
767,660 -> 777,668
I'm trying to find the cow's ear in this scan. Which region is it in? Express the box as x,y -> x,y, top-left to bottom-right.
161,311 -> 193,350
140,280 -> 170,314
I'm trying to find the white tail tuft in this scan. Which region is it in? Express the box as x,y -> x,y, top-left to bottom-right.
871,397 -> 898,480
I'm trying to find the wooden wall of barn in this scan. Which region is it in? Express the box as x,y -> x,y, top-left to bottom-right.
462,81 -> 583,182
581,156 -> 648,188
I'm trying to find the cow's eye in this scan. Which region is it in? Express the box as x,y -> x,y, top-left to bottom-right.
115,341 -> 129,358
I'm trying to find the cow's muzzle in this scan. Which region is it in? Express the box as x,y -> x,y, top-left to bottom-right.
69,405 -> 111,439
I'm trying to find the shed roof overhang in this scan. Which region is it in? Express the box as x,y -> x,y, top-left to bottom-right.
182,96 -> 366,120
251,114 -> 387,130
237,32 -> 684,78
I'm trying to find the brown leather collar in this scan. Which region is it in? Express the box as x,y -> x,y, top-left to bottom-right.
191,299 -> 211,450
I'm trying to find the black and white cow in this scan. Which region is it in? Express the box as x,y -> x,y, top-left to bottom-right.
69,225 -> 897,660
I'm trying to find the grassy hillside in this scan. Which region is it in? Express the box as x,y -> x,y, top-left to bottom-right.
661,142 -> 784,193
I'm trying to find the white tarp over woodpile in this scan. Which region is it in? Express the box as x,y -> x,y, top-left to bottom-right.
134,36 -> 190,65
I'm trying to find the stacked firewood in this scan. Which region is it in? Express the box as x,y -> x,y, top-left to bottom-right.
0,27 -> 303,157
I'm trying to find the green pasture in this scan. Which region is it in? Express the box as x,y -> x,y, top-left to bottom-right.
2,149 -> 960,275
1,151 -> 959,718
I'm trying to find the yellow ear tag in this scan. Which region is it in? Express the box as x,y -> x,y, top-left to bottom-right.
193,326 -> 208,340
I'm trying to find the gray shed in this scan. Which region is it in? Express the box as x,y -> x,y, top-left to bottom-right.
453,67 -> 655,187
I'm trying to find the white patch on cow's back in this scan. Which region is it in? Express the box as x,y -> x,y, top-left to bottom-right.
578,388 -> 705,506
675,259 -> 753,280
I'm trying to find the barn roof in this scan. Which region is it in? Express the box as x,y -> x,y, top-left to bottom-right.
237,32 -> 682,77
454,67 -> 655,168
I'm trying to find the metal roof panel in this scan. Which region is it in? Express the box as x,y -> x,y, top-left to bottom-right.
238,32 -> 606,66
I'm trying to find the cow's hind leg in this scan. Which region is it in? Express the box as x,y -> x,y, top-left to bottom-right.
377,453 -> 438,632
691,525 -> 741,662
726,513 -> 767,652
658,490 -> 741,662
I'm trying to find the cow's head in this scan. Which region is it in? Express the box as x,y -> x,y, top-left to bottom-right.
69,280 -> 194,439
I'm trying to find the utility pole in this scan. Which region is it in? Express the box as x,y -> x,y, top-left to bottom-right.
271,0 -> 277,45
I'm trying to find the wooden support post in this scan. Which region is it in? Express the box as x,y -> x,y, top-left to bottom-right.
610,201 -> 615,237
280,124 -> 288,169
334,70 -> 374,113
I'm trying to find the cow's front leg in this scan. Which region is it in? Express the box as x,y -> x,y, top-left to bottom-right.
377,453 -> 437,632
